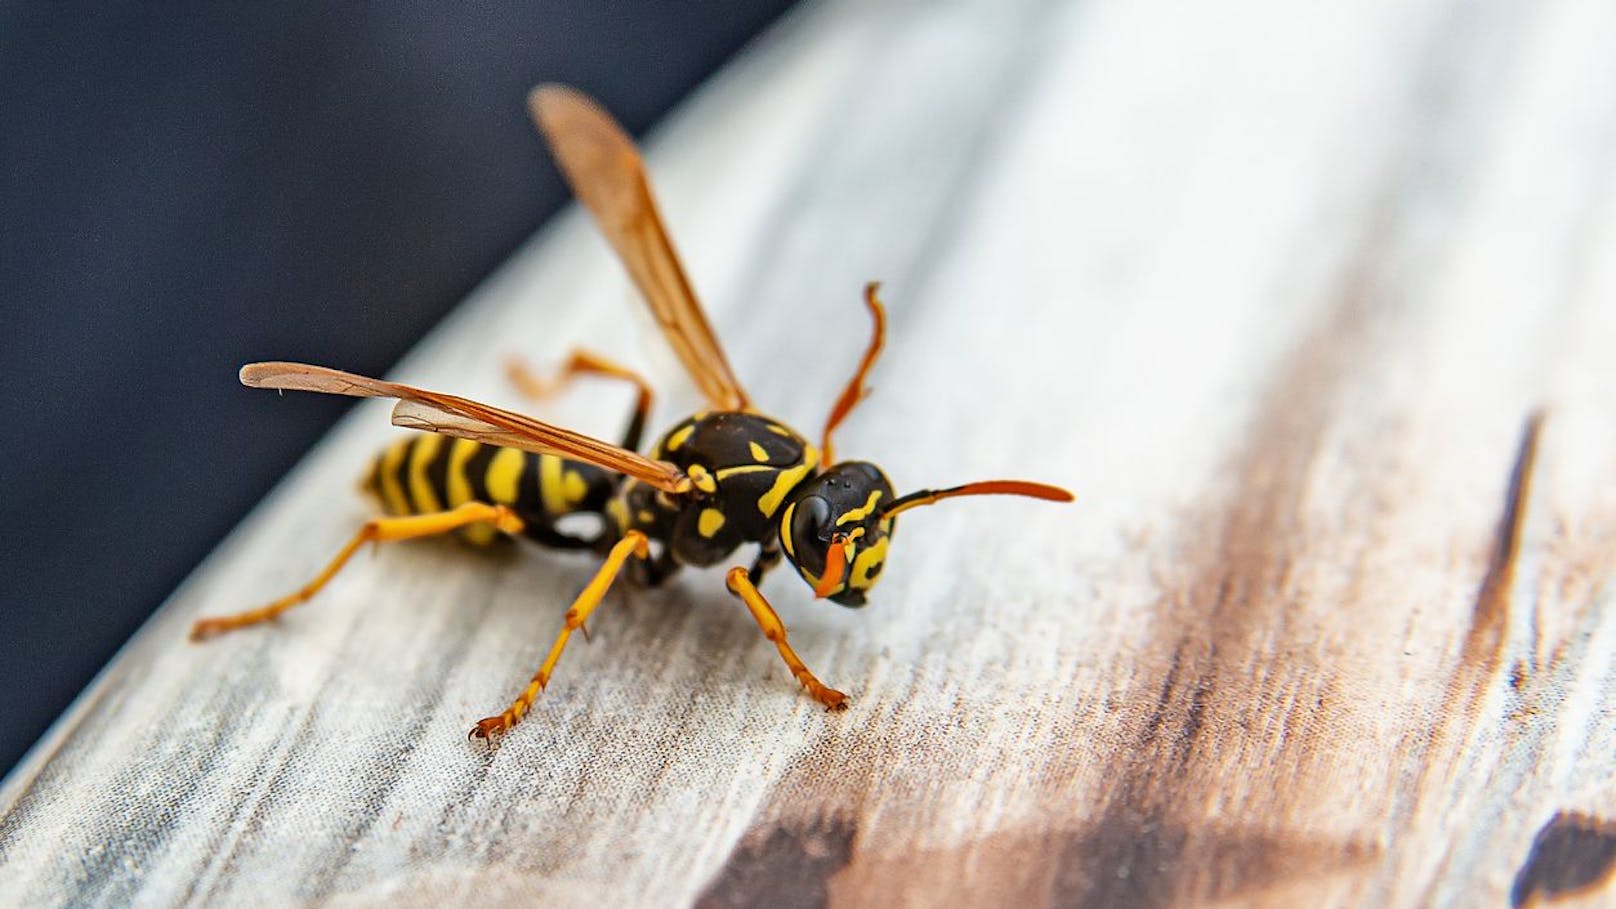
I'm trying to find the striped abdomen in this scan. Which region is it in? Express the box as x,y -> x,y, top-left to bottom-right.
360,434 -> 617,548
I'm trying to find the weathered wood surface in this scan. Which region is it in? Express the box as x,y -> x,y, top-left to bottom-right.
4,0 -> 1616,905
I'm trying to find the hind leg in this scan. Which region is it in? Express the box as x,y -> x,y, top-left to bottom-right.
506,348 -> 654,450
190,502 -> 524,640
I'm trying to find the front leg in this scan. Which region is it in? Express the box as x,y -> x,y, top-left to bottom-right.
724,567 -> 848,711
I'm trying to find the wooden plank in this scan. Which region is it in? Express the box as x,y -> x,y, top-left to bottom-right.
5,0 -> 1616,906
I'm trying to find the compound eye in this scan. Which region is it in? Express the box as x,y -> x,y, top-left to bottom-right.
791,496 -> 833,553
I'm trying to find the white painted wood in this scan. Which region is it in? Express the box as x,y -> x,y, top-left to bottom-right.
4,0 -> 1616,906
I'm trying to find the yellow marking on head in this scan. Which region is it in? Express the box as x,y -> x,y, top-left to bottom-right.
485,447 -> 525,504
780,502 -> 798,557
688,463 -> 718,494
749,441 -> 769,462
607,498 -> 630,531
638,509 -> 655,524
377,438 -> 411,515
665,423 -> 695,453
850,535 -> 890,590
757,445 -> 819,518
836,490 -> 884,526
539,455 -> 566,515
698,508 -> 726,538
563,469 -> 588,507
766,423 -> 793,437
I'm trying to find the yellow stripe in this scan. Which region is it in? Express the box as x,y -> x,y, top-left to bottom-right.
563,469 -> 589,508
665,424 -> 695,452
780,502 -> 797,557
714,464 -> 774,480
446,439 -> 480,506
758,445 -> 818,518
836,490 -> 884,526
445,439 -> 496,544
486,447 -> 525,504
408,433 -> 445,513
377,438 -> 411,515
540,455 -> 565,516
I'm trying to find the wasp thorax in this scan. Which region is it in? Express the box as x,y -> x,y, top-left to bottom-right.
780,461 -> 897,607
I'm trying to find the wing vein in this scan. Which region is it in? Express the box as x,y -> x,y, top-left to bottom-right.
241,362 -> 691,493
531,84 -> 752,412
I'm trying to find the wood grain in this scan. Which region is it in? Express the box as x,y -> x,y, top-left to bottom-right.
5,0 -> 1616,906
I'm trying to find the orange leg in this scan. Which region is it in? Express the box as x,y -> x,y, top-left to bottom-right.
820,282 -> 887,465
725,568 -> 849,710
469,530 -> 650,740
189,502 -> 524,641
506,348 -> 654,450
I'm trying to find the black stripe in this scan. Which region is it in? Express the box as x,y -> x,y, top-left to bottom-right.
399,436 -> 426,513
390,438 -> 417,513
464,442 -> 499,504
360,452 -> 381,497
517,453 -> 548,517
424,435 -> 453,511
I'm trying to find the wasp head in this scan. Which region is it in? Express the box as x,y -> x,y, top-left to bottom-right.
779,461 -> 896,607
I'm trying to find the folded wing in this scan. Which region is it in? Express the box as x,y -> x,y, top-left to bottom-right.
241,361 -> 691,493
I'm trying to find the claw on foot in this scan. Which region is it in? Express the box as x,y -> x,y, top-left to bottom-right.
188,621 -> 223,642
814,687 -> 850,711
468,716 -> 510,741
189,617 -> 256,642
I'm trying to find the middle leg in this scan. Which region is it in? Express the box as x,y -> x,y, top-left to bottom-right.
469,529 -> 650,740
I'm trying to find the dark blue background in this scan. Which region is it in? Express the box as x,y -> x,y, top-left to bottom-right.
0,2 -> 798,777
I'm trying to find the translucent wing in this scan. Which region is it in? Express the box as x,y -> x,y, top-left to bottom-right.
530,83 -> 752,412
241,362 -> 691,493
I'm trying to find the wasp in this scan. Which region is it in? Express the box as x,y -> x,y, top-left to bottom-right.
191,85 -> 1073,740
